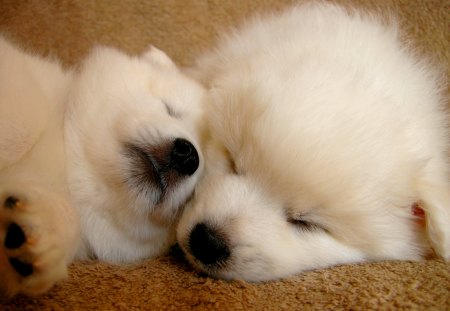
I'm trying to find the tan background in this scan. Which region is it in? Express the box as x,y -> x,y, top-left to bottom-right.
1,0 -> 449,309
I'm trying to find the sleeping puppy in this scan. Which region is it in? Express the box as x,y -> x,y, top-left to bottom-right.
0,38 -> 205,295
177,2 -> 450,281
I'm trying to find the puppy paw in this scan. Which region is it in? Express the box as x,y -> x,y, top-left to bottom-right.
0,192 -> 69,296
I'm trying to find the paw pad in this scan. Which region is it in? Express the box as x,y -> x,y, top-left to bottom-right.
8,257 -> 33,277
2,195 -> 34,278
5,223 -> 26,249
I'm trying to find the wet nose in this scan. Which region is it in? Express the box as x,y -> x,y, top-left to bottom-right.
171,138 -> 199,176
188,223 -> 230,266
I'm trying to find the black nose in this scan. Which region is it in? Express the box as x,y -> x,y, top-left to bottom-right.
171,138 -> 199,176
188,223 -> 230,266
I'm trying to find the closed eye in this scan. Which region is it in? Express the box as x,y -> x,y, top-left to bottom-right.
287,214 -> 321,232
163,101 -> 180,118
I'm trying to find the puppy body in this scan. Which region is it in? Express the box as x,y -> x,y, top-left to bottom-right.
178,3 -> 450,281
0,38 -> 205,295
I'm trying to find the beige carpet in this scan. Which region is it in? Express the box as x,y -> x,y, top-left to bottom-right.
0,0 -> 449,309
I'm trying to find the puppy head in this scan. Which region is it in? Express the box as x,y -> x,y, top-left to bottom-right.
176,1 -> 449,281
67,45 -> 206,231
176,84 -> 431,282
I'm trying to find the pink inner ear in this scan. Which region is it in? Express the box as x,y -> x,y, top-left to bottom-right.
412,202 -> 425,227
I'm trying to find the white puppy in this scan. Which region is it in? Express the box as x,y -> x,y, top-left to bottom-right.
0,38 -> 205,295
177,3 -> 450,282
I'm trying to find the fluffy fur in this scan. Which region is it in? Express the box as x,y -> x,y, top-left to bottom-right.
0,37 -> 206,295
177,3 -> 450,282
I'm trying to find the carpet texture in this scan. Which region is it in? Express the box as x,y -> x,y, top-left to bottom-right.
0,0 -> 449,310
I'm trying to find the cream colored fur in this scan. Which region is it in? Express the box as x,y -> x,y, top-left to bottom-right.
0,37 -> 206,295
177,3 -> 450,282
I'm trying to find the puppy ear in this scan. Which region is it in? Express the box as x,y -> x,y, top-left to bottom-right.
142,45 -> 176,68
418,181 -> 450,260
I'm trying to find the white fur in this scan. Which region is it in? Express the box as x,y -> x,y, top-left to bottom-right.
0,38 -> 206,295
177,3 -> 450,282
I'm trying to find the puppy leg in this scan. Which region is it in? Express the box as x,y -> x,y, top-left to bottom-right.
0,184 -> 79,296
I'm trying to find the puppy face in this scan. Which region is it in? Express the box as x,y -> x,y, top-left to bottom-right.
178,173 -> 367,281
66,45 -> 206,261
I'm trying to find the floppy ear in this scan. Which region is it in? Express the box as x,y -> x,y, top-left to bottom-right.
418,181 -> 450,260
142,45 -> 176,68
